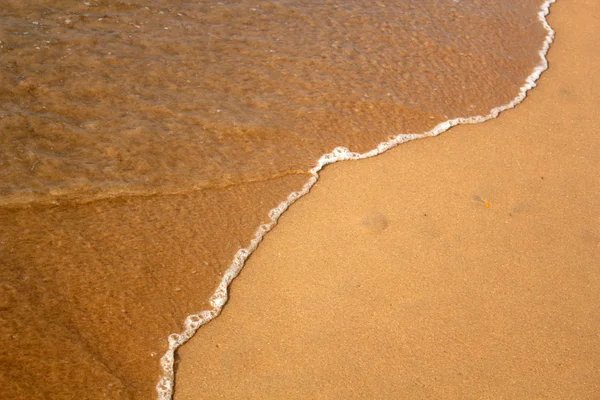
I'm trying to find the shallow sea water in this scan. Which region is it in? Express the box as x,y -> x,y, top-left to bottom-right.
1,0 -> 544,206
0,1 -> 547,398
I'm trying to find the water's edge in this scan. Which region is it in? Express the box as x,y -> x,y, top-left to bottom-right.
156,1 -> 556,398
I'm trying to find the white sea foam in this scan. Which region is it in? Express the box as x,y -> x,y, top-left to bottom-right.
156,1 -> 556,398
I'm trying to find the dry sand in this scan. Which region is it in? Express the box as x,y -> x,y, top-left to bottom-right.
174,1 -> 599,399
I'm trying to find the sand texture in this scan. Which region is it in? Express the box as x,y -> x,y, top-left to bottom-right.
174,1 -> 600,399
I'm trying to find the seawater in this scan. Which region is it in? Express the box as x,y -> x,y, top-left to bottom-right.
2,0 -> 545,207
0,1 -> 553,399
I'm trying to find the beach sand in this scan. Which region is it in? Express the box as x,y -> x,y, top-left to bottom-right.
174,1 -> 600,399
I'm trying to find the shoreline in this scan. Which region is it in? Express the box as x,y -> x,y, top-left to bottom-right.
162,0 -> 556,396
0,1 -> 584,399
174,1 -> 600,398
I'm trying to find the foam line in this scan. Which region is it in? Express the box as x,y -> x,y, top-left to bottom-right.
156,1 -> 556,397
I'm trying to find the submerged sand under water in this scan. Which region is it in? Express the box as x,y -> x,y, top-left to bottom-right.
2,0 -> 544,206
0,1 -> 549,399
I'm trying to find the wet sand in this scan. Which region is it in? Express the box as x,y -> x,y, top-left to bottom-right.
0,173 -> 309,399
174,2 -> 600,399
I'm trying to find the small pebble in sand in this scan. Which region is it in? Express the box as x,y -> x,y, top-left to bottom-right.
472,195 -> 491,208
